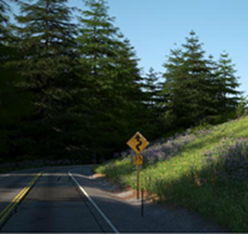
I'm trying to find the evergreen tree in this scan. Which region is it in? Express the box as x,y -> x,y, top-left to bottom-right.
114,38 -> 154,142
76,0 -> 120,160
0,0 -> 12,159
181,31 -> 216,125
215,52 -> 241,114
143,67 -> 161,107
162,32 -> 242,129
162,47 -> 186,128
162,31 -> 216,128
76,0 -> 144,160
0,0 -> 35,160
13,0 -> 80,158
203,54 -> 224,120
141,67 -> 165,137
0,0 -> 9,48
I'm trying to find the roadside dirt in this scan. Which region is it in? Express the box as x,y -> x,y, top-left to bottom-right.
91,172 -> 229,232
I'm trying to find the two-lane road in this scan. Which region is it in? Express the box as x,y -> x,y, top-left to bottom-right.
0,166 -> 114,232
0,166 -> 223,233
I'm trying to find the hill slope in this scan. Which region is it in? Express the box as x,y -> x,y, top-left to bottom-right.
95,115 -> 248,232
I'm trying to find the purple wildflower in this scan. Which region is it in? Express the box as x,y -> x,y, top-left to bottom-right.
202,138 -> 248,181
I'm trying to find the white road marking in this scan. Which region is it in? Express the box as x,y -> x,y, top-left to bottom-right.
68,171 -> 120,234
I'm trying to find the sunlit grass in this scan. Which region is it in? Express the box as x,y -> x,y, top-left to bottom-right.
95,115 -> 248,232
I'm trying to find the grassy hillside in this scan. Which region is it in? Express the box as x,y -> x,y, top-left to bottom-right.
95,115 -> 248,232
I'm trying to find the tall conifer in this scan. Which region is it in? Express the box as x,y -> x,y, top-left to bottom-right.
142,67 -> 164,137
215,52 -> 241,114
162,47 -> 186,128
76,0 -> 144,159
143,67 -> 161,108
0,0 -> 35,159
13,0 -> 80,158
0,0 -> 11,47
162,31 -> 216,128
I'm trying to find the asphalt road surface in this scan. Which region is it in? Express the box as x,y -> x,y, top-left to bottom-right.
0,165 -> 223,233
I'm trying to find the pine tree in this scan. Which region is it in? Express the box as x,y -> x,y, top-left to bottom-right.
162,31 -> 216,128
141,67 -> 165,137
114,38 -> 152,142
0,0 -> 17,61
76,0 -> 119,160
205,54 -> 227,123
181,31 -> 216,125
13,0 -> 80,158
143,67 -> 161,107
76,0 -> 144,160
0,0 -> 11,48
0,0 -> 11,79
162,47 -> 186,128
215,52 -> 241,114
0,0 -> 12,159
0,0 -> 35,160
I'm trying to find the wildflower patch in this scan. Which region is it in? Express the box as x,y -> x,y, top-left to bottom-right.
142,134 -> 196,164
201,138 -> 248,181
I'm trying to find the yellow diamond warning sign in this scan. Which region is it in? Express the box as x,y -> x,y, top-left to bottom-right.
133,154 -> 143,165
127,131 -> 149,154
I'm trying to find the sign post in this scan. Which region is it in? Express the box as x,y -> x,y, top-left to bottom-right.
127,132 -> 149,200
136,164 -> 139,199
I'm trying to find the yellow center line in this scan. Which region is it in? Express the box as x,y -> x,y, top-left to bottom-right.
0,172 -> 42,225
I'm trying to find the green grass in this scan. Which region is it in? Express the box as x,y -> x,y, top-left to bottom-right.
95,116 -> 248,232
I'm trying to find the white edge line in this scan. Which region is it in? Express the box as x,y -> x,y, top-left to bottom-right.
68,171 -> 120,234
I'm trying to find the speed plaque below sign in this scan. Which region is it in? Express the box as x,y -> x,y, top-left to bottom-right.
133,154 -> 143,165
126,131 -> 149,154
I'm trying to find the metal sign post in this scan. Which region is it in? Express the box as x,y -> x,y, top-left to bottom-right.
141,188 -> 144,217
136,165 -> 139,199
127,132 -> 149,200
